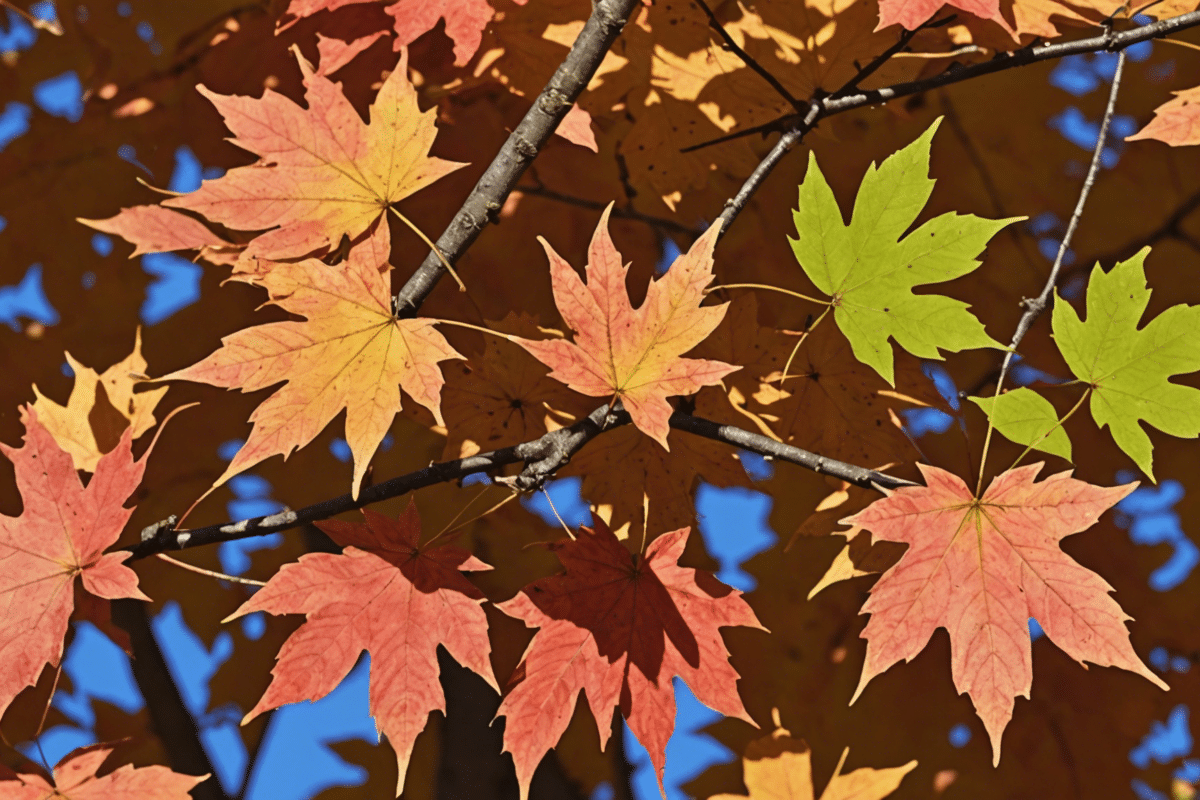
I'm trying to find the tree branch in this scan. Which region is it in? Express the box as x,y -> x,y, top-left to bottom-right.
110,600 -> 228,800
997,49 -> 1127,386
514,184 -> 701,242
692,0 -> 805,113
125,406 -> 909,560
684,10 -> 1200,153
393,0 -> 641,316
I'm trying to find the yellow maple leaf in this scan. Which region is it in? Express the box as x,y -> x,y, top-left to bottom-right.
164,47 -> 465,261
711,718 -> 916,800
31,329 -> 167,472
161,223 -> 461,499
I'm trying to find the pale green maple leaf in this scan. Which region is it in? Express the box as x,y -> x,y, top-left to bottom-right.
970,387 -> 1072,461
1052,247 -> 1200,480
790,119 -> 1017,385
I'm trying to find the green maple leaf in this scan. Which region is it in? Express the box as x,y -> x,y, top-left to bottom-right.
1052,247 -> 1200,480
790,119 -> 1017,384
970,387 -> 1072,461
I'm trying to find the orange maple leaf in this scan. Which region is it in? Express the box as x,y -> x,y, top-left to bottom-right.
513,204 -> 738,448
163,47 -> 464,261
496,517 -> 764,800
0,742 -> 206,799
1128,85 -> 1200,147
225,501 -> 497,795
0,409 -> 153,721
844,463 -> 1167,764
161,222 -> 460,498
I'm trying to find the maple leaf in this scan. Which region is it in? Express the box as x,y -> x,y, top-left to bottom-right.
556,102 -> 599,152
77,205 -> 228,257
163,48 -> 465,261
30,328 -> 167,472
314,31 -> 388,77
845,463 -> 1167,764
496,517 -> 764,799
969,387 -> 1072,462
1051,248 -> 1200,480
0,742 -> 207,799
281,0 -> 517,66
0,408 -> 153,721
225,500 -> 498,795
1128,86 -> 1200,147
161,222 -> 461,498
790,119 -> 1014,385
709,722 -> 915,800
439,312 -> 589,460
876,0 -> 1003,33
513,204 -> 738,448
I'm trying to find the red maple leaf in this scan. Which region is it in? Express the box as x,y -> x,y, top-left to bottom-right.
844,464 -> 1168,764
513,205 -> 738,448
225,501 -> 498,794
496,517 -> 764,799
0,408 -> 153,721
0,742 -> 206,799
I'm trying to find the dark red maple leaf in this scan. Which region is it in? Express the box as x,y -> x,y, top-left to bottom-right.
496,517 -> 764,799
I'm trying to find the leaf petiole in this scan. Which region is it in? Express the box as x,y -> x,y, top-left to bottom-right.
778,306 -> 830,388
1005,387 -> 1091,473
705,282 -> 830,306
389,206 -> 466,291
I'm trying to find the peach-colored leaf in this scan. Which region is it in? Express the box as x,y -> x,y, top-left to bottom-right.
78,206 -> 227,257
845,463 -> 1167,765
0,742 -> 207,799
160,223 -> 460,498
496,517 -> 764,800
163,47 -> 465,261
315,31 -> 388,77
0,409 -> 153,721
554,103 -> 598,152
1128,85 -> 1200,147
513,204 -> 738,448
877,0 -> 1001,31
225,501 -> 496,795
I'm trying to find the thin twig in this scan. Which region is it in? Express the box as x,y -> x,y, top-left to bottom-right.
684,10 -> 1200,153
124,405 -> 910,560
974,49 -> 1127,494
832,15 -> 954,97
514,184 -> 701,241
692,0 -> 806,112
393,0 -> 641,316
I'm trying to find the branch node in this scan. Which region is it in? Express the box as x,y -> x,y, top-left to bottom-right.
140,515 -> 177,542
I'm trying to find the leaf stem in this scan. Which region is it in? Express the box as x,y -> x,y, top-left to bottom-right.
706,283 -> 830,306
1005,387 -> 1091,473
778,307 -> 830,388
389,206 -> 466,291
433,318 -> 514,340
155,553 -> 268,587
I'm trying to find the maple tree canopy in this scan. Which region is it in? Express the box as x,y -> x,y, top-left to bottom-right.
4,0 -> 1200,798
